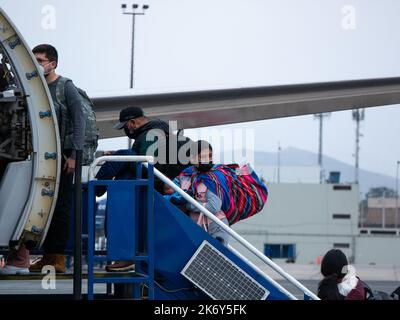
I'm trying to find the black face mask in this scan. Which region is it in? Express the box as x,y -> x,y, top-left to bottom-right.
195,163 -> 213,172
124,126 -> 138,140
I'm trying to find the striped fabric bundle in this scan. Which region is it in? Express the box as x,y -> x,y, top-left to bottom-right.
175,164 -> 268,225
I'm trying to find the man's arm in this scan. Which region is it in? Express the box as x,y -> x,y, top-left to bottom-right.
164,175 -> 189,205
64,81 -> 86,173
95,149 -> 138,197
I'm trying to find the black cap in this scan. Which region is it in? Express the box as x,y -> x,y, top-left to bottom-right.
113,106 -> 144,130
321,249 -> 348,278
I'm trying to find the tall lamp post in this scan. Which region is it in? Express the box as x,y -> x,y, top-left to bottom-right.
314,113 -> 330,183
121,3 -> 149,89
121,3 -> 149,147
277,142 -> 281,183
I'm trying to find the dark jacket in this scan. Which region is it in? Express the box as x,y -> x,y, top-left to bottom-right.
129,119 -> 170,155
318,275 -> 365,300
128,119 -> 192,191
95,148 -> 137,196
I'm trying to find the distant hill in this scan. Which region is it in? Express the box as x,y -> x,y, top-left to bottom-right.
253,147 -> 396,196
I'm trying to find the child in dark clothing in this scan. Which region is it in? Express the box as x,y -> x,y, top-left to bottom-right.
318,249 -> 365,300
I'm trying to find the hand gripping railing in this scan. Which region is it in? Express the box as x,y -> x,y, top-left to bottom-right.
142,163 -> 320,301
88,155 -> 154,181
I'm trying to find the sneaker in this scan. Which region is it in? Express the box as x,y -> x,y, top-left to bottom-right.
0,265 -> 29,275
29,254 -> 66,273
29,257 -> 47,273
105,261 -> 135,272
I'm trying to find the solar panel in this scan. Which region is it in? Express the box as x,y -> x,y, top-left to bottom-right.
181,241 -> 269,300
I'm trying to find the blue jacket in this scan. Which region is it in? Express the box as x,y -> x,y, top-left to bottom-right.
95,148 -> 137,196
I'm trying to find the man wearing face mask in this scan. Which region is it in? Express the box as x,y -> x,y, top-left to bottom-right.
29,44 -> 85,273
96,106 -> 191,272
113,106 -> 170,160
96,106 -> 191,196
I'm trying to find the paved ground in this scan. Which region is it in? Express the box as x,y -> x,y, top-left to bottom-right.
276,280 -> 399,300
0,279 -> 398,299
0,263 -> 398,299
0,279 -> 105,296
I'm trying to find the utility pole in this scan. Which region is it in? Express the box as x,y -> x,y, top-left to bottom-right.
382,189 -> 386,229
352,109 -> 365,184
121,3 -> 149,148
314,113 -> 330,183
277,143 -> 281,183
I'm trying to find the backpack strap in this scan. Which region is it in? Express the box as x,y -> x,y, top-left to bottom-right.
54,76 -> 72,148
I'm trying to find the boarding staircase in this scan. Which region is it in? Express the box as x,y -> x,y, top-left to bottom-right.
86,156 -> 320,300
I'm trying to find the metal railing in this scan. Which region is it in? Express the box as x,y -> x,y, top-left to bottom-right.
142,163 -> 320,300
88,156 -> 319,300
88,155 -> 154,181
87,155 -> 155,300
227,244 -> 297,300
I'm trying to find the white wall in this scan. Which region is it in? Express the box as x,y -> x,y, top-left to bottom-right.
230,233 -> 355,264
355,236 -> 400,265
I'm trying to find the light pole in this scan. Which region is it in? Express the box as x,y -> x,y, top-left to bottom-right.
396,160 -> 400,229
121,3 -> 149,148
121,3 -> 149,89
314,113 -> 330,183
277,142 -> 281,183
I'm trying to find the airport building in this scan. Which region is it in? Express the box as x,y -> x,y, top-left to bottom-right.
232,180 -> 400,265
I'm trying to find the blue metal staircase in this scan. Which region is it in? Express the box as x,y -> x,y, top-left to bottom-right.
86,156 -> 319,300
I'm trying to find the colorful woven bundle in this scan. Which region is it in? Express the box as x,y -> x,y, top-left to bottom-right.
175,164 -> 268,225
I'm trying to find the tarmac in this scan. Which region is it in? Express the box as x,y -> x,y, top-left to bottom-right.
0,263 -> 398,299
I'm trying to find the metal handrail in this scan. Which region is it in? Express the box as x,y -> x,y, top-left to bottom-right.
87,155 -> 155,300
143,163 -> 320,300
227,244 -> 297,300
88,155 -> 154,181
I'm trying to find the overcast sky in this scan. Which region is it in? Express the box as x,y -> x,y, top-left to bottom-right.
2,0 -> 400,178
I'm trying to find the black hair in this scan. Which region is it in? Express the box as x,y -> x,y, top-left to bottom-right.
320,249 -> 348,278
192,140 -> 213,157
317,249 -> 349,300
32,44 -> 58,66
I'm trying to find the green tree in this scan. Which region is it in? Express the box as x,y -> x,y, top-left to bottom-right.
366,187 -> 396,198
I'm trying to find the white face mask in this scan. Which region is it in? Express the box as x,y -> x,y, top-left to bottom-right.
38,61 -> 52,76
38,65 -> 45,75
